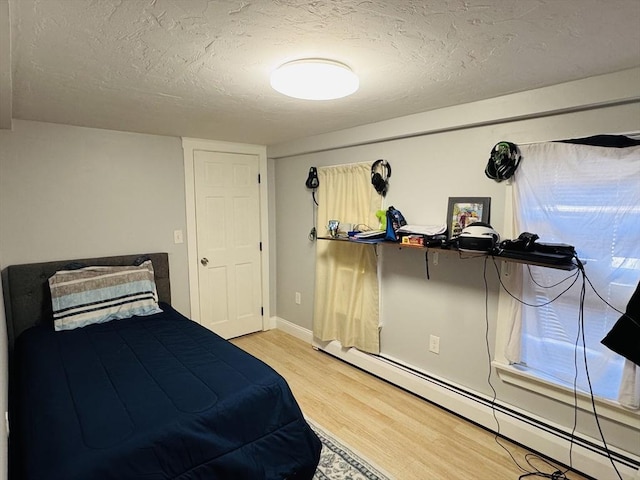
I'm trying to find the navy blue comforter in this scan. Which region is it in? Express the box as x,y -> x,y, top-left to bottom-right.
11,304 -> 321,480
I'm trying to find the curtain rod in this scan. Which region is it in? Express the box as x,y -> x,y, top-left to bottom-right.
317,160 -> 372,169
514,131 -> 640,147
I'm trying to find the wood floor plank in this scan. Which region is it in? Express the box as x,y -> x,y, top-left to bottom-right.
231,329 -> 590,480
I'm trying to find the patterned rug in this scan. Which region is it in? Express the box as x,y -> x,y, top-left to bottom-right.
308,420 -> 393,480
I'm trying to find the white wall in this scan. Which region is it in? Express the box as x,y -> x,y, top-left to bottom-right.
0,119 -> 191,480
0,120 -> 190,312
270,69 -> 640,461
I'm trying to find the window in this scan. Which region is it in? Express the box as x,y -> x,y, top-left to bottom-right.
507,140 -> 640,407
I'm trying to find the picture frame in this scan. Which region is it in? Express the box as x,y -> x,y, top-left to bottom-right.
446,197 -> 491,239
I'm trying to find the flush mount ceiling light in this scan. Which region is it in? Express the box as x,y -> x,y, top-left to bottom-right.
270,59 -> 359,100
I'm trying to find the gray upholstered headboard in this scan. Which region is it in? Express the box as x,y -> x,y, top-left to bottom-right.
2,253 -> 171,354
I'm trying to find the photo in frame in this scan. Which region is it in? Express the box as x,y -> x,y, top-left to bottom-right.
446,197 -> 491,239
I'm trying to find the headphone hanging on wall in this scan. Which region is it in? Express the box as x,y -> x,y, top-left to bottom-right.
305,167 -> 319,189
305,167 -> 319,241
485,142 -> 521,182
371,159 -> 392,196
305,166 -> 319,207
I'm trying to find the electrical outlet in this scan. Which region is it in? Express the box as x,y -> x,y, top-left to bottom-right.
433,251 -> 439,265
429,335 -> 440,354
295,292 -> 301,305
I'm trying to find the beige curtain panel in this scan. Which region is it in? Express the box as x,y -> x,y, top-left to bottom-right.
313,163 -> 382,354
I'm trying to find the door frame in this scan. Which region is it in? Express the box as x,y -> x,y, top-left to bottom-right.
182,137 -> 270,330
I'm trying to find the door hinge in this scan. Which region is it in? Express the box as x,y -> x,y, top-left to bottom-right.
259,242 -> 262,251
258,173 -> 261,184
261,307 -> 264,316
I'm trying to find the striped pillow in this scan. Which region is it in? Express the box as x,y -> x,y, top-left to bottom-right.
49,260 -> 163,331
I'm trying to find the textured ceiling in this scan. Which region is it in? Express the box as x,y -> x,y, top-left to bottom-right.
5,0 -> 640,145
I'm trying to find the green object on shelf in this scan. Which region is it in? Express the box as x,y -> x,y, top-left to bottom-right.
376,210 -> 387,230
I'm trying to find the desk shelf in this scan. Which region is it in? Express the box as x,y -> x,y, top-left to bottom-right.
317,236 -> 579,271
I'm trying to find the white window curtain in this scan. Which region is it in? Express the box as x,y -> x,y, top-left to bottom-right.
313,163 -> 382,354
504,141 -> 640,408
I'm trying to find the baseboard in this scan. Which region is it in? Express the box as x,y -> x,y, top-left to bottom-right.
274,316 -> 313,343
265,315 -> 278,330
274,321 -> 639,480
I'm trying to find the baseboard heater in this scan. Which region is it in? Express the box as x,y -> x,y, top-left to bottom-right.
312,338 -> 640,480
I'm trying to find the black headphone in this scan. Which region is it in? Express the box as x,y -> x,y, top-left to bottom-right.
305,167 -> 319,189
485,142 -> 521,182
371,159 -> 392,196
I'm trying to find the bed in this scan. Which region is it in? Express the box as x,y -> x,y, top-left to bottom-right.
2,253 -> 321,480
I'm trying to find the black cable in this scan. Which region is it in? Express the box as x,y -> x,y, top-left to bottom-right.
524,454 -> 571,479
482,260 -> 525,469
488,254 -> 640,479
424,251 -> 430,280
519,473 -> 568,480
482,258 -> 569,479
559,257 -> 625,480
491,257 -> 581,308
309,189 -> 318,241
567,273 -> 582,477
581,268 -> 640,329
490,253 -> 627,479
573,260 -> 624,479
526,264 -> 578,289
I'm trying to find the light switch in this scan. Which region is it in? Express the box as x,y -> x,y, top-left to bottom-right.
173,229 -> 184,244
429,335 -> 440,354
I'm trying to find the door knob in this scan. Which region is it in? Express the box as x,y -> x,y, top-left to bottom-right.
200,257 -> 209,266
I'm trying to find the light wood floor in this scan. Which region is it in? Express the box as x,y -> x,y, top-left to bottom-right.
231,329 -> 590,480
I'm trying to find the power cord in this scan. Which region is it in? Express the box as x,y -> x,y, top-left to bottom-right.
309,187 -> 318,241
483,256 -> 629,480
482,258 -> 570,479
490,258 -> 581,308
572,258 -> 623,480
432,252 -> 625,478
581,268 -> 640,329
526,264 -> 579,289
519,471 -> 569,480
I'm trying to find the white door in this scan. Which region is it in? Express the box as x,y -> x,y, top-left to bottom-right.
194,150 -> 263,339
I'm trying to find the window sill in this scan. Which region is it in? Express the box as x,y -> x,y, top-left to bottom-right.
493,361 -> 640,428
